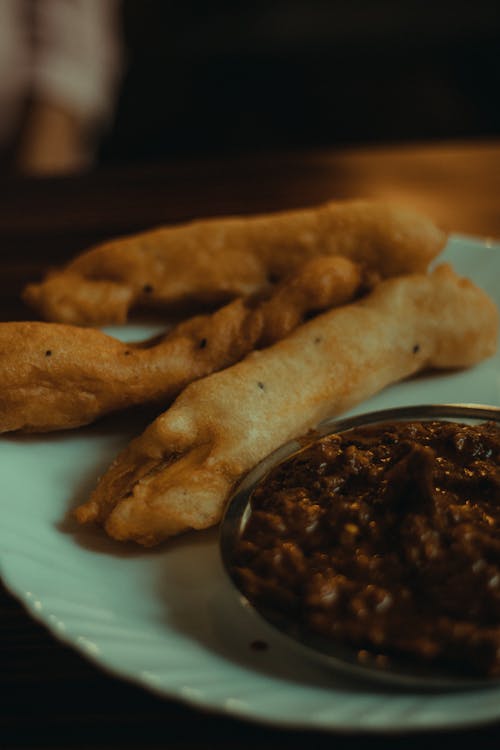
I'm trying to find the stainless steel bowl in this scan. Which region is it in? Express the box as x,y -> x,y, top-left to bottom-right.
220,404 -> 500,691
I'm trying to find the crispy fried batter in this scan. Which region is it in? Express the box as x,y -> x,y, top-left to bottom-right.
0,256 -> 367,433
74,264 -> 498,546
23,200 -> 446,325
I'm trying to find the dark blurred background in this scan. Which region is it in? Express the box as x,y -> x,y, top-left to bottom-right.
1,0 -> 499,174
100,0 -> 500,163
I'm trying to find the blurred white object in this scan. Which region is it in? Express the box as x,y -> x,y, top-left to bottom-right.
0,0 -> 123,173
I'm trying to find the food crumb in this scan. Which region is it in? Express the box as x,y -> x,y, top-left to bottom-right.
250,640 -> 269,651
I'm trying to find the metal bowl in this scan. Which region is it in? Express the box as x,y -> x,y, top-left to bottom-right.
220,403 -> 500,691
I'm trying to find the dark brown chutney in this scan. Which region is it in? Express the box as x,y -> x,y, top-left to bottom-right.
232,420 -> 500,677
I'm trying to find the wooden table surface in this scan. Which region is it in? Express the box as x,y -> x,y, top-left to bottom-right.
1,139 -> 500,749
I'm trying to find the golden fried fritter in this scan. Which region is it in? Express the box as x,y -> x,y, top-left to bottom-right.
0,256 -> 367,433
23,200 -> 445,325
75,264 -> 498,546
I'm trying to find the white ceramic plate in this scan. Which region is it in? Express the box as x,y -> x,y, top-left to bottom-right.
2,235 -> 500,734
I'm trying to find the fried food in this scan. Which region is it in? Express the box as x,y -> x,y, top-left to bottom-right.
23,200 -> 446,325
0,256 -> 368,433
74,264 -> 498,546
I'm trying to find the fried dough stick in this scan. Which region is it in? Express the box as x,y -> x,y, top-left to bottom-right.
0,256 -> 367,433
75,264 -> 498,546
23,200 -> 446,325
